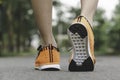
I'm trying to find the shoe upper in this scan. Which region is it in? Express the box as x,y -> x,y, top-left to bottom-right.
72,16 -> 96,64
35,44 -> 60,67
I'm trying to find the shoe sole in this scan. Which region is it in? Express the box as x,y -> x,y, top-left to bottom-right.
68,23 -> 94,71
35,64 -> 60,71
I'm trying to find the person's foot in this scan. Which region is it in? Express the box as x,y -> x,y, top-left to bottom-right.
68,16 -> 96,71
35,44 -> 61,71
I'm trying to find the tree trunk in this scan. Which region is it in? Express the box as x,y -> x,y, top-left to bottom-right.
16,32 -> 20,53
7,4 -> 14,52
0,31 -> 3,56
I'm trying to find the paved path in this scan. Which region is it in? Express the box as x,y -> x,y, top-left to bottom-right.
0,55 -> 120,80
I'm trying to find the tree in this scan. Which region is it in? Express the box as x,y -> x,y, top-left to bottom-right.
93,8 -> 109,54
0,0 -> 36,56
108,0 -> 120,54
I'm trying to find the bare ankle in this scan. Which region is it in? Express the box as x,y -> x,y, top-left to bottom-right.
42,35 -> 57,47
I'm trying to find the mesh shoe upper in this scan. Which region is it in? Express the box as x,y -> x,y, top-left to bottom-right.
35,44 -> 60,67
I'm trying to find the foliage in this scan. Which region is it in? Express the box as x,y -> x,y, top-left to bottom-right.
0,0 -> 120,56
108,0 -> 120,54
53,1 -> 120,55
0,0 -> 36,56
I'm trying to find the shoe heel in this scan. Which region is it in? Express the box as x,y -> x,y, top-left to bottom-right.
69,57 -> 94,71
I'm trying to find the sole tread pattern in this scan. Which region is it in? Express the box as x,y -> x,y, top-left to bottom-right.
68,23 -> 94,71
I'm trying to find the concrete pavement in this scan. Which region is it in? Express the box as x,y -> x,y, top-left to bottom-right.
0,55 -> 120,80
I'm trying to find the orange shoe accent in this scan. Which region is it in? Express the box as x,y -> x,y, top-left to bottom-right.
35,44 -> 60,71
68,16 -> 96,71
77,16 -> 96,64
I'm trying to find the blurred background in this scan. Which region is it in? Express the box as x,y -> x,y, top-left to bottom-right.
0,0 -> 119,57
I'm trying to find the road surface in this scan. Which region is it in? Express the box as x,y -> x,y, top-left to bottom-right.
0,55 -> 120,80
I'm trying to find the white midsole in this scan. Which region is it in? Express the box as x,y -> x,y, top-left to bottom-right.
35,64 -> 61,70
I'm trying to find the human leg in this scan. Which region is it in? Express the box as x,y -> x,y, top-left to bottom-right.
31,0 -> 57,47
31,0 -> 60,71
81,0 -> 98,25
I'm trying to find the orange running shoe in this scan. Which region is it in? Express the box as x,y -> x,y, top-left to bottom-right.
35,44 -> 61,71
68,16 -> 96,71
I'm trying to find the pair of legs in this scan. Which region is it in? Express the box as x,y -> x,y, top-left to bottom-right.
31,0 -> 98,47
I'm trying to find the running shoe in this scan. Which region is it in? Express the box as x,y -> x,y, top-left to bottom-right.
35,44 -> 61,71
68,16 -> 96,71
